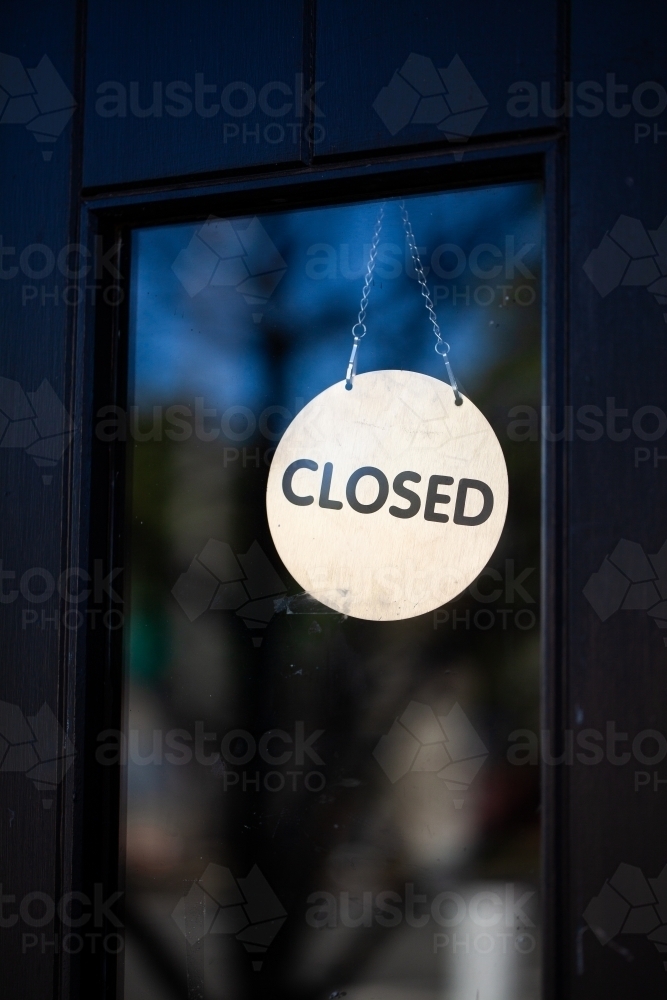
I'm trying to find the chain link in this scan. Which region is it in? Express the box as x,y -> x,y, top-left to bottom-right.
353,203 -> 385,338
345,203 -> 384,389
399,201 -> 462,404
345,200 -> 462,404
345,204 -> 385,389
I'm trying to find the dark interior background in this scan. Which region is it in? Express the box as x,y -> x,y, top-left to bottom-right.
122,185 -> 542,999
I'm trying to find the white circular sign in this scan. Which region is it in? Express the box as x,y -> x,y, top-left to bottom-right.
266,370 -> 508,621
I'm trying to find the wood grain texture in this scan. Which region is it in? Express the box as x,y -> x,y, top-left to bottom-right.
83,0 -> 308,188
565,2 -> 667,996
314,0 -> 559,157
267,370 -> 508,620
0,2 -> 79,998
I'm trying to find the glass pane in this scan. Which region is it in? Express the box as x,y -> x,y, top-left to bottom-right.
120,182 -> 542,1000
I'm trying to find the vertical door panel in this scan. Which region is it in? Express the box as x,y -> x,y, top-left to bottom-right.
569,1 -> 667,994
0,2 -> 78,998
314,0 -> 560,156
83,0 -> 308,188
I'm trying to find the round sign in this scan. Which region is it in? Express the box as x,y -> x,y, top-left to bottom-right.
266,370 -> 508,621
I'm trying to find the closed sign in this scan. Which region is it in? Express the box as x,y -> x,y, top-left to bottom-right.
266,370 -> 508,621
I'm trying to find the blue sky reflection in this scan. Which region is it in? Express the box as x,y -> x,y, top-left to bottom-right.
131,182 -> 542,416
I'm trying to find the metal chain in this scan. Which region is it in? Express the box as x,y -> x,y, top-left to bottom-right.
344,200 -> 462,404
399,201 -> 462,405
345,204 -> 385,389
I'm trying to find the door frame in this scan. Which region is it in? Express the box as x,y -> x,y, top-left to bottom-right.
65,136 -> 567,999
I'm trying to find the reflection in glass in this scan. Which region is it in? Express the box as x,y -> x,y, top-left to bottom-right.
121,184 -> 542,1000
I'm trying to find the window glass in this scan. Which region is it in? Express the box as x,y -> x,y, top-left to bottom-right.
122,183 -> 542,1000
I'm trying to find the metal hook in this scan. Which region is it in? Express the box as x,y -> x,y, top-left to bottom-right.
344,204 -> 385,388
345,336 -> 361,390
